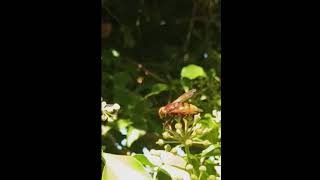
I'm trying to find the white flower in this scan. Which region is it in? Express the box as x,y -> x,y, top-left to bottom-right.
101,114 -> 107,121
194,114 -> 201,121
101,101 -> 107,110
112,103 -> 120,110
215,165 -> 221,177
143,149 -> 189,180
212,110 -> 221,122
214,156 -> 221,165
106,106 -> 114,112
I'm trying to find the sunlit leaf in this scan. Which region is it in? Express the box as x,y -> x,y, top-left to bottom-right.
201,145 -> 215,157
181,78 -> 191,92
127,126 -> 146,147
133,154 -> 154,166
116,119 -> 132,130
102,153 -> 151,180
198,114 -> 220,144
181,64 -> 207,80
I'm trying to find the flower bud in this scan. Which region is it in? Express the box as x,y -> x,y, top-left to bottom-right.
101,101 -> 107,108
196,128 -> 203,135
175,123 -> 182,129
164,144 -> 171,152
162,131 -> 171,139
170,148 -> 177,154
208,175 -> 216,180
101,115 -> 107,121
186,164 -> 193,171
176,129 -> 183,135
190,174 -> 198,180
185,139 -> 193,146
112,103 -> 120,110
194,114 -> 201,121
199,165 -> 206,172
156,139 -> 164,146
202,140 -> 211,146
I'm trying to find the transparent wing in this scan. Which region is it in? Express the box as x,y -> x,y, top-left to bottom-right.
172,89 -> 197,103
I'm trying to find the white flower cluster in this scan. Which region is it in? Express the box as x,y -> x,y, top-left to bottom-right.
101,101 -> 120,112
212,110 -> 221,123
101,97 -> 120,122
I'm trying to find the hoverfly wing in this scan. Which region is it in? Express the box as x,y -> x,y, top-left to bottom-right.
172,89 -> 197,103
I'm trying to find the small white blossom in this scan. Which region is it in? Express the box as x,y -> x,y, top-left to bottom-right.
215,165 -> 221,177
106,106 -> 114,112
101,114 -> 107,121
112,103 -> 120,110
194,114 -> 201,121
101,101 -> 107,110
212,110 -> 221,122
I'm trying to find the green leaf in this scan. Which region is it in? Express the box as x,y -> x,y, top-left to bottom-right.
116,119 -> 132,130
161,165 -> 190,180
113,72 -> 131,88
127,126 -> 146,147
102,153 -> 151,180
102,163 -> 108,180
181,64 -> 207,80
180,78 -> 191,92
156,170 -> 172,180
133,154 -> 154,166
145,83 -> 169,98
198,114 -> 220,144
113,87 -> 143,107
201,145 -> 215,157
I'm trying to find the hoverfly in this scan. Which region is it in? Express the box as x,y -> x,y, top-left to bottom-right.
158,89 -> 203,119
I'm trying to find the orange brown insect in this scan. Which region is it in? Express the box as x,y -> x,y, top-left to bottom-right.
158,89 -> 203,119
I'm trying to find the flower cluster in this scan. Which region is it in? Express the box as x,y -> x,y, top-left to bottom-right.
101,97 -> 120,122
156,114 -> 211,148
155,110 -> 221,180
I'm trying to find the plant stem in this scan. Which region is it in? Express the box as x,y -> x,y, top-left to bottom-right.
185,145 -> 191,163
199,171 -> 203,180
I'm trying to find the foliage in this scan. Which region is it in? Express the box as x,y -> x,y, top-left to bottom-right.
102,0 -> 220,179
102,152 -> 151,180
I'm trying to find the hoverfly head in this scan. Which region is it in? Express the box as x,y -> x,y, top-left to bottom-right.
159,107 -> 167,119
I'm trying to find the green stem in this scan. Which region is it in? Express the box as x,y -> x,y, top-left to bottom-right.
185,145 -> 191,163
164,141 -> 179,143
199,171 -> 203,180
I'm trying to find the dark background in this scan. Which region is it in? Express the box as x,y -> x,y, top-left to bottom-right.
102,0 -> 221,155
0,0 -> 316,179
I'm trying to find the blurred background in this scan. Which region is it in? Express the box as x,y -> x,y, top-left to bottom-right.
102,0 -> 221,155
